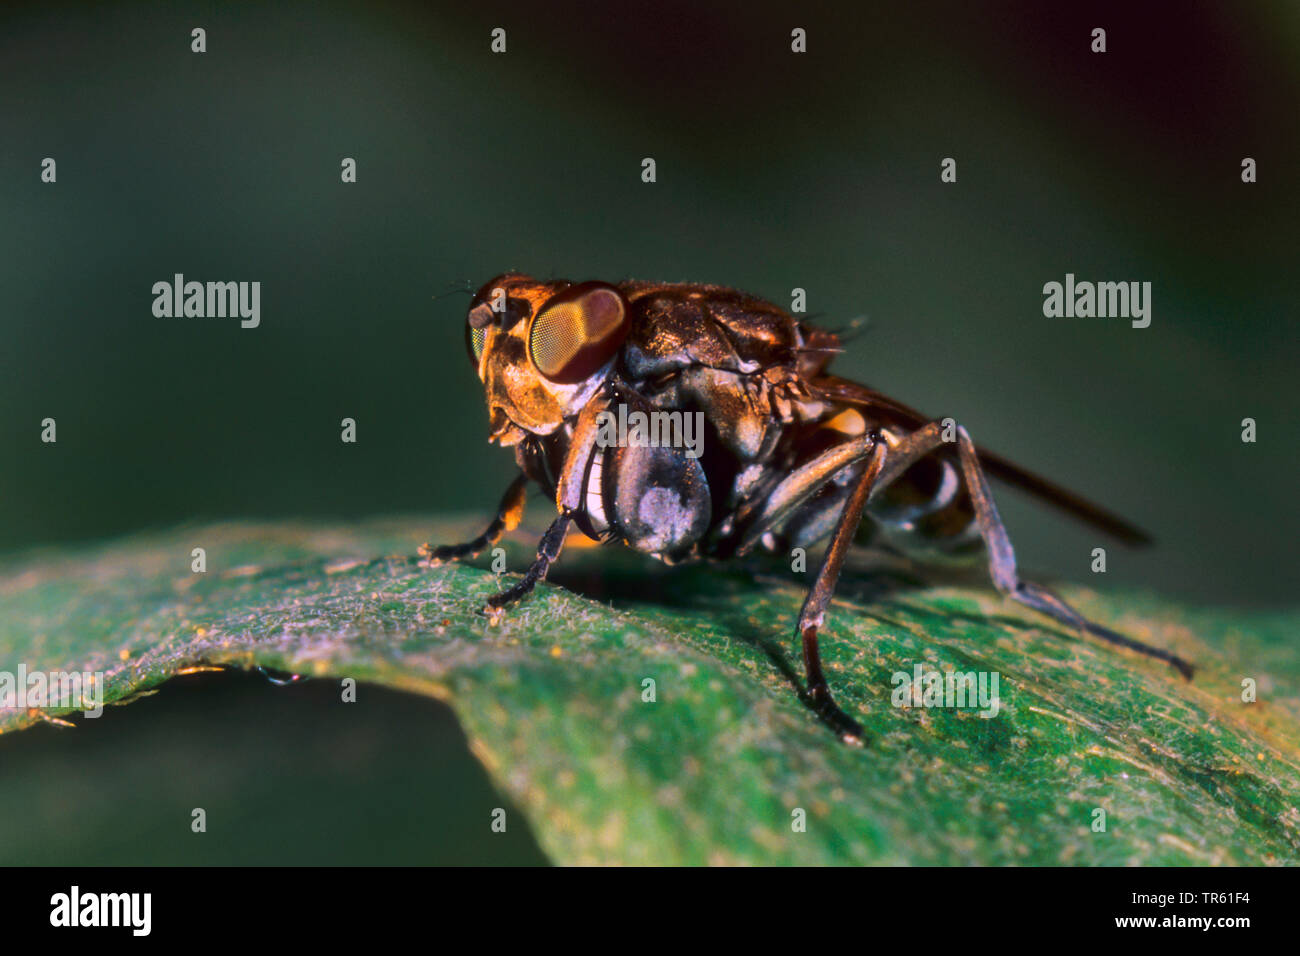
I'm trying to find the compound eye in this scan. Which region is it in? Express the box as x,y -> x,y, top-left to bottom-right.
528,284 -> 629,383
466,324 -> 486,366
465,300 -> 496,368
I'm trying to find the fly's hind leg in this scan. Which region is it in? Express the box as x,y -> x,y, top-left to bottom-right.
951,427 -> 1193,678
737,417 -> 1189,745
886,422 -> 1193,679
419,474 -> 529,565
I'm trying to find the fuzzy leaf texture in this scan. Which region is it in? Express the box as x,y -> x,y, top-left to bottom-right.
0,517 -> 1296,865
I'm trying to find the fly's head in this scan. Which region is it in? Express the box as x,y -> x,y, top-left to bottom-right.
465,273 -> 632,446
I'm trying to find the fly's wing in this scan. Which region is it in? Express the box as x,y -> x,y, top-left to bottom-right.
810,375 -> 1153,546
973,446 -> 1152,546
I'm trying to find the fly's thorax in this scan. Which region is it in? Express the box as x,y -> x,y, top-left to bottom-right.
641,364 -> 826,464
866,448 -> 981,555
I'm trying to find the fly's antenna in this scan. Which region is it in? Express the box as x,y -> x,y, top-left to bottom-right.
431,280 -> 475,303
797,310 -> 872,342
794,312 -> 862,358
826,314 -> 873,344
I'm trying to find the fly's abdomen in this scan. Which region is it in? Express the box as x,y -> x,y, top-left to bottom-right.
862,453 -> 982,560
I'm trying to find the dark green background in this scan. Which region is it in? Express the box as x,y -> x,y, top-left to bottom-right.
1,1 -> 1296,864
4,0 -> 1298,603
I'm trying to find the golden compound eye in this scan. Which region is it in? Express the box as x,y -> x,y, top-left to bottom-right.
466,324 -> 486,366
528,284 -> 629,383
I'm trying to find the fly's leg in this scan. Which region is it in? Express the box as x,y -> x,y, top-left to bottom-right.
738,418 -> 1191,743
483,512 -> 573,623
884,422 -> 1193,679
797,443 -> 887,744
950,426 -> 1194,678
419,474 -> 529,565
479,392 -> 612,624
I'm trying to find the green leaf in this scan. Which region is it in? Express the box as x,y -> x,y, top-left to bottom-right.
1,517 -> 1297,865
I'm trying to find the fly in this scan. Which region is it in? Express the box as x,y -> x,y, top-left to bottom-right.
422,273 -> 1193,744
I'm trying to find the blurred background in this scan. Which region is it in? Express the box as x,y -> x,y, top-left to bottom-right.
1,0 -> 1296,863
